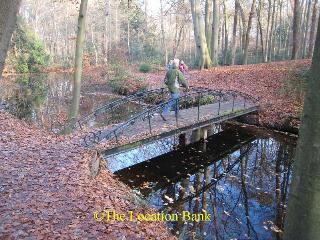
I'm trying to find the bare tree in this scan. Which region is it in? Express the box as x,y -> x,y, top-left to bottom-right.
190,0 -> 212,69
68,0 -> 89,127
292,0 -> 301,59
243,0 -> 257,64
307,0 -> 318,58
211,0 -> 219,66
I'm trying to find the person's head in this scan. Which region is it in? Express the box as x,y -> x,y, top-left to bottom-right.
169,60 -> 173,65
173,58 -> 180,67
180,60 -> 184,65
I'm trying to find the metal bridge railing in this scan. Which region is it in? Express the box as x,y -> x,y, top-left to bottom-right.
50,88 -> 169,134
82,87 -> 259,147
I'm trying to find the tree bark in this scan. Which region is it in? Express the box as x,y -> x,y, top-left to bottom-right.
190,0 -> 201,63
230,1 -> 238,65
222,0 -> 228,65
292,0 -> 301,59
302,0 -> 311,58
243,0 -> 256,64
0,0 -> 21,77
205,0 -> 213,55
257,0 -> 265,62
160,0 -> 168,65
68,0 -> 89,125
236,0 -> 247,56
284,13 -> 320,240
104,0 -> 109,61
190,0 -> 212,69
211,0 -> 219,66
307,0 -> 318,58
268,0 -> 277,62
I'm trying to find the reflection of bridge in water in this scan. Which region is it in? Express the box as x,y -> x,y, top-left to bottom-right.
75,87 -> 259,149
107,125 -> 295,240
113,127 -> 256,194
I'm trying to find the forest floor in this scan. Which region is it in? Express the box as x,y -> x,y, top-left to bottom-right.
0,111 -> 175,239
0,59 -> 309,238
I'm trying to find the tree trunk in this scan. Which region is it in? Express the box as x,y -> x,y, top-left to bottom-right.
243,0 -> 256,64
211,0 -> 219,66
257,0 -> 265,62
205,0 -> 213,55
307,0 -> 318,58
190,0 -> 212,69
127,13 -> 131,61
284,13 -> 320,240
268,0 -> 276,62
222,0 -> 228,65
230,1 -> 238,65
190,0 -> 201,63
236,0 -> 247,56
173,25 -> 185,58
264,0 -> 272,61
292,0 -> 301,59
0,0 -> 21,77
68,0 -> 89,125
104,0 -> 109,61
160,0 -> 168,65
302,0 -> 311,58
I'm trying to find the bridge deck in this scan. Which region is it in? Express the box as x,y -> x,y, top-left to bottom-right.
94,99 -> 259,151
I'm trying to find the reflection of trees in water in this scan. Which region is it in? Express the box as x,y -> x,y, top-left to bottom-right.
157,138 -> 294,240
2,73 -> 142,130
7,74 -> 48,124
112,127 -> 295,239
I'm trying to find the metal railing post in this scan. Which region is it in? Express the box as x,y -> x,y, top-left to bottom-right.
161,88 -> 164,102
218,96 -> 221,116
175,98 -> 179,127
77,120 -> 83,130
148,112 -> 152,134
232,94 -> 235,112
184,93 -> 187,109
197,92 -> 201,121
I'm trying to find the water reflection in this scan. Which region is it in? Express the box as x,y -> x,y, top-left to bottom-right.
0,73 -> 142,129
109,126 -> 295,240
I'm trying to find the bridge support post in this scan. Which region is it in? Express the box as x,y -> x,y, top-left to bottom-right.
200,127 -> 208,152
207,124 -> 214,137
178,133 -> 186,147
190,129 -> 201,143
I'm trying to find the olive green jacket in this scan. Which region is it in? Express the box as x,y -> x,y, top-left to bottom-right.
164,66 -> 188,93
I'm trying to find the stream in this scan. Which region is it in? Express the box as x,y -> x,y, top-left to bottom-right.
0,73 -> 142,129
106,125 -> 296,240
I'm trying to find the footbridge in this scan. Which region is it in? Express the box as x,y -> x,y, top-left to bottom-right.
55,87 -> 260,148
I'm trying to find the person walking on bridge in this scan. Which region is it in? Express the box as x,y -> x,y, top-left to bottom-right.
160,58 -> 189,121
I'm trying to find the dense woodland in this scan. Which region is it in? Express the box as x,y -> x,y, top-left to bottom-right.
9,0 -> 319,70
